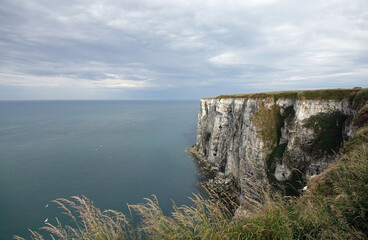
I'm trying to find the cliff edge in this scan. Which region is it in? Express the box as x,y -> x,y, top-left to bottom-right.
189,88 -> 368,201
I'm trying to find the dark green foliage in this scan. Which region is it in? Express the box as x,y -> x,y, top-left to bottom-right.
344,116 -> 353,126
284,170 -> 303,196
363,104 -> 368,112
353,88 -> 368,109
304,112 -> 348,154
267,144 -> 287,172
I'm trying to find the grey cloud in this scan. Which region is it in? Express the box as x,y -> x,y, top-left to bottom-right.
0,0 -> 367,99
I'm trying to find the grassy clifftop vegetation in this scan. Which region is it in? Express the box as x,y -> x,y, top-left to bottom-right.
204,88 -> 368,104
15,103 -> 368,240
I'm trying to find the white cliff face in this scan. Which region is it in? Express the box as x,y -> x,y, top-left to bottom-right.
196,98 -> 264,187
284,99 -> 353,178
294,100 -> 352,121
193,97 -> 356,198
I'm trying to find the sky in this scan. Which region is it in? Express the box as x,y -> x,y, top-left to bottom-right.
0,0 -> 367,100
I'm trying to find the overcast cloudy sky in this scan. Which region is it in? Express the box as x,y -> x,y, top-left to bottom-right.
0,0 -> 367,100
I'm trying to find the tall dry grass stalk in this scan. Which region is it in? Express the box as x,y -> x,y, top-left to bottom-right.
14,196 -> 138,240
13,193 -> 239,240
130,194 -> 235,239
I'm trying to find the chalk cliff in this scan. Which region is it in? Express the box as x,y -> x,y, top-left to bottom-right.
189,89 -> 368,200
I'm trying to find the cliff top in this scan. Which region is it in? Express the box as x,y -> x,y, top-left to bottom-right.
203,88 -> 368,107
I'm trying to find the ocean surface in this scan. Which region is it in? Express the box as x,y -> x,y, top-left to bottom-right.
0,100 -> 205,239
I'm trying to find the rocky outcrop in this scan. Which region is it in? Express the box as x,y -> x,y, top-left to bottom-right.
189,89 -> 368,201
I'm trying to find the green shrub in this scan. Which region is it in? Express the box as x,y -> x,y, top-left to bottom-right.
353,88 -> 368,109
304,112 -> 348,154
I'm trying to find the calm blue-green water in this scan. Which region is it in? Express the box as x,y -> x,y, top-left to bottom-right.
0,100 -> 205,239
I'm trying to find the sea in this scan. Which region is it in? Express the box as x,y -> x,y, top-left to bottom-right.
0,100 -> 206,239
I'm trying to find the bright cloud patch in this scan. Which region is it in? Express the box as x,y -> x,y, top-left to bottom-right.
93,74 -> 154,88
209,52 -> 247,65
0,72 -> 154,89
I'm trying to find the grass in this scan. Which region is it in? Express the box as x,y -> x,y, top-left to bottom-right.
353,104 -> 368,128
203,88 -> 366,101
14,196 -> 138,240
353,88 -> 368,109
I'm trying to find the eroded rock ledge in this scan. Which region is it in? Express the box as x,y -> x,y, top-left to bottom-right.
189,88 -> 368,203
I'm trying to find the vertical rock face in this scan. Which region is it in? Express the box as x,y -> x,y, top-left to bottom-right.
191,90 -> 366,199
